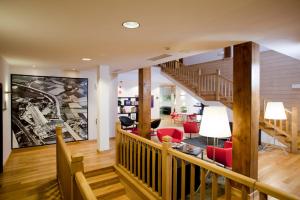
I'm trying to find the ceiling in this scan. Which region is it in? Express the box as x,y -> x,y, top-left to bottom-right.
0,0 -> 300,72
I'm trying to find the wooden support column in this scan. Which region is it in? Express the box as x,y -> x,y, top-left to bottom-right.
224,46 -> 232,58
138,67 -> 151,139
232,42 -> 260,181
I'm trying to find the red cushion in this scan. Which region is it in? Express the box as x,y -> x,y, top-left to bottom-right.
207,145 -> 232,167
157,128 -> 183,143
183,122 -> 199,134
224,141 -> 232,148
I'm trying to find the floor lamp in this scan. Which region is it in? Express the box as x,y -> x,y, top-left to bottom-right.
264,102 -> 287,153
199,106 -> 232,162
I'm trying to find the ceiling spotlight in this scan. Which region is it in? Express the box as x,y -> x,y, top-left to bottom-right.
122,21 -> 140,29
82,58 -> 92,61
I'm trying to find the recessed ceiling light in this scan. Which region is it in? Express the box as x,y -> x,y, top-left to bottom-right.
122,21 -> 140,29
82,58 -> 92,61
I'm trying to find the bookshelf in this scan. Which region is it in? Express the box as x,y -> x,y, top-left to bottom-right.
118,97 -> 139,122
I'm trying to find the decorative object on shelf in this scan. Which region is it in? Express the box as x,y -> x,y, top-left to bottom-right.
117,97 -> 139,123
11,74 -> 88,149
264,101 -> 288,154
199,106 -> 231,163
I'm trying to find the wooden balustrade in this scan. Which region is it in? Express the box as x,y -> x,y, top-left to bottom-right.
161,61 -> 233,101
262,100 -> 298,152
115,122 -> 299,200
56,126 -> 97,200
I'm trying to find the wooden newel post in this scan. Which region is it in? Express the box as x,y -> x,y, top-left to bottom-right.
162,136 -> 172,200
56,125 -> 63,179
291,107 -> 298,153
216,69 -> 221,101
115,122 -> 122,164
71,154 -> 84,200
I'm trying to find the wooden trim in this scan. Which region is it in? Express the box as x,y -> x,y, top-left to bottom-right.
74,171 -> 97,200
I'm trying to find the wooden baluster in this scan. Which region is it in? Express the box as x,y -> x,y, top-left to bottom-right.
291,107 -> 298,153
190,163 -> 195,200
211,173 -> 218,200
286,114 -> 289,132
200,168 -> 206,200
158,151 -> 162,196
181,160 -> 186,200
216,69 -> 220,100
127,137 -> 129,170
147,146 -> 151,186
259,192 -> 268,200
120,134 -> 123,165
162,136 -> 172,200
172,157 -> 178,200
115,123 -> 121,165
130,139 -> 133,173
280,120 -> 283,131
241,185 -> 248,200
152,148 -> 156,192
198,69 -> 202,94
138,141 -> 141,179
225,178 -> 231,200
133,140 -> 137,176
142,143 -> 146,182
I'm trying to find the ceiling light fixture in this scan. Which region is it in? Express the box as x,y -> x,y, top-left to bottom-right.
122,21 -> 140,29
82,58 -> 92,61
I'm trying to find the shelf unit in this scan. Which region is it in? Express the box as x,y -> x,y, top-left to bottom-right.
118,97 -> 139,122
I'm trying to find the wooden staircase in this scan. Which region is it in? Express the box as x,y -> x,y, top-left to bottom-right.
160,60 -> 299,152
84,166 -> 130,200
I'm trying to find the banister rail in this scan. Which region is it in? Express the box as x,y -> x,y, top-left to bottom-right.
115,122 -> 299,200
56,126 -> 97,200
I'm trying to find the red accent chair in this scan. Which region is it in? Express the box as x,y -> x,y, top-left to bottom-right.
206,141 -> 232,168
157,128 -> 183,143
183,122 -> 199,138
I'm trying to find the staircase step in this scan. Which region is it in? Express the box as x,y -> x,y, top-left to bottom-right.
87,171 -> 120,189
112,195 -> 130,200
93,182 -> 126,200
84,166 -> 115,178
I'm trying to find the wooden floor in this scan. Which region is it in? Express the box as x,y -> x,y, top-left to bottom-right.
1,137 -> 300,199
0,139 -> 115,200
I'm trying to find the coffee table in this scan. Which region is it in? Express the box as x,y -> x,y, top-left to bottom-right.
172,143 -> 204,159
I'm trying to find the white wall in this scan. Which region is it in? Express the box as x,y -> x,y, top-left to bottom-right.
0,56 -> 11,167
10,66 -> 98,140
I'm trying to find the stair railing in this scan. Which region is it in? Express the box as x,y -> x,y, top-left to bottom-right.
263,100 -> 298,153
56,126 -> 97,200
115,122 -> 299,200
161,61 -> 234,103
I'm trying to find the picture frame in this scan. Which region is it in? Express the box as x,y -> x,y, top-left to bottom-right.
10,74 -> 89,149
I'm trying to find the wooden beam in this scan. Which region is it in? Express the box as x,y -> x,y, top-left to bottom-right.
138,67 -> 151,139
224,46 -> 232,58
232,42 -> 260,181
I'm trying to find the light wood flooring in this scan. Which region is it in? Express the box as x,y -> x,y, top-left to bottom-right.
1,136 -> 300,199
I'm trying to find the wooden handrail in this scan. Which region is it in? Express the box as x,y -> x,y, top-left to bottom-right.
116,122 -> 299,200
75,171 -> 97,200
56,126 -> 97,200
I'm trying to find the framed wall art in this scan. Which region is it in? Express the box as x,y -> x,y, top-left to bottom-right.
11,74 -> 88,148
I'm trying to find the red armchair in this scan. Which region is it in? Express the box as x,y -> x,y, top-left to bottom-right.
183,122 -> 199,138
206,141 -> 232,167
157,128 -> 183,143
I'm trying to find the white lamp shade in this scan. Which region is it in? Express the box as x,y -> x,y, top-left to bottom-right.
199,106 -> 231,138
264,102 -> 287,120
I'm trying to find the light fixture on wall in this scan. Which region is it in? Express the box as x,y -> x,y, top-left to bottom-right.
122,21 -> 140,29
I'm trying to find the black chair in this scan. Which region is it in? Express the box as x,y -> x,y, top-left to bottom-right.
150,119 -> 161,136
119,116 -> 135,130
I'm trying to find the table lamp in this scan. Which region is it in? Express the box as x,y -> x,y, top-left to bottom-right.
264,102 -> 287,152
199,106 -> 231,162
